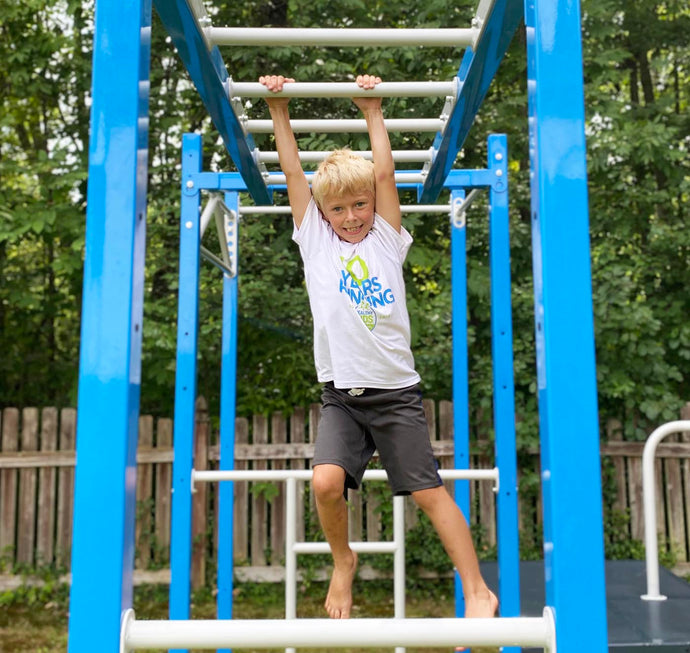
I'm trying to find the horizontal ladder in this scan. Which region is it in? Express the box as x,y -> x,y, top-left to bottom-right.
229,80 -> 457,99
208,27 -> 478,48
121,611 -> 556,650
246,118 -> 444,133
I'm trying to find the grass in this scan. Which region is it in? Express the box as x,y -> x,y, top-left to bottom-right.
0,578 -> 499,653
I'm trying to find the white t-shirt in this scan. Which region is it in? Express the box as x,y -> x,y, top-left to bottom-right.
292,198 -> 421,389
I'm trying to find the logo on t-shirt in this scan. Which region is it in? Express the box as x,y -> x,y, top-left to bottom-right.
339,254 -> 395,331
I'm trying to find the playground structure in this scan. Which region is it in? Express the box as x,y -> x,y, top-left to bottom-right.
67,0 -> 618,652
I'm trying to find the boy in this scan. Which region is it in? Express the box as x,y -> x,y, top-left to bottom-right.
259,74 -> 497,625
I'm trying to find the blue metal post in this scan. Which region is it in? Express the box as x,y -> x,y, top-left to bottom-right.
525,0 -> 608,649
169,134 -> 203,652
450,189 -> 470,618
486,136 -> 520,631
217,191 -> 240,648
67,1 -> 151,651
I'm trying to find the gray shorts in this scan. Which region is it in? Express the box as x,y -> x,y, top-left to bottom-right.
313,382 -> 442,495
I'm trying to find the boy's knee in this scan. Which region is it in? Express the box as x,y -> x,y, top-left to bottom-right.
411,485 -> 446,511
312,464 -> 346,503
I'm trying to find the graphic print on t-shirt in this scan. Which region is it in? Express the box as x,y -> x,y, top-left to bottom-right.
339,253 -> 396,331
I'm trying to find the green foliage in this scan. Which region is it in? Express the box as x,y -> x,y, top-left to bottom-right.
0,0 -> 687,460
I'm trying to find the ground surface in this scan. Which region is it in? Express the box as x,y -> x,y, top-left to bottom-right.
0,578 -> 497,653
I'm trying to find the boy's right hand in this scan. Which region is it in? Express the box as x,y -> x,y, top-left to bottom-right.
259,75 -> 295,108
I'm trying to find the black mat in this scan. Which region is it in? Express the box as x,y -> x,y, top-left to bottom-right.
479,560 -> 690,652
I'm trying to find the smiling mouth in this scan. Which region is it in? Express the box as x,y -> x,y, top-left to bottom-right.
344,225 -> 362,233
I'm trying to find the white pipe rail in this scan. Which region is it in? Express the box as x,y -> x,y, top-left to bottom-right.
246,118 -> 444,133
120,610 -> 556,651
209,27 -> 478,48
238,204 -> 451,215
640,420 -> 690,601
229,81 -> 456,99
258,149 -> 434,164
263,171 -> 427,185
192,467 -> 499,488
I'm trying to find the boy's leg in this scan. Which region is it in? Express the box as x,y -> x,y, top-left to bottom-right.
312,463 -> 358,619
412,485 -> 498,618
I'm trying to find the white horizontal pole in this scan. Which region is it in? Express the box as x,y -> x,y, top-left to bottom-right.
192,468 -> 498,484
122,612 -> 554,650
208,27 -> 477,48
246,119 -> 444,133
238,204 -> 451,215
229,81 -> 456,99
258,149 -> 433,164
263,172 -> 426,185
293,541 -> 398,555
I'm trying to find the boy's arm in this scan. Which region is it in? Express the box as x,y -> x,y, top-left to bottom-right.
260,76 -> 311,228
352,75 -> 402,233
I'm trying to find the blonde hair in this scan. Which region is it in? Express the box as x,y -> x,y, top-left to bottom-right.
311,149 -> 375,210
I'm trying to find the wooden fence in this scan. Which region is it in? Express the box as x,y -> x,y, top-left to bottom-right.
1,399 -> 689,587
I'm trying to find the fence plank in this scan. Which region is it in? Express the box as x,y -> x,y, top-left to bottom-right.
17,409 -> 39,565
290,407 -> 306,542
233,417 -> 249,562
56,408 -> 76,568
136,415 -> 154,569
270,413 -> 286,566
36,408 -> 58,566
606,419 -> 627,515
251,414 -> 268,566
154,418 -> 173,564
191,397 -> 209,589
0,409 -> 20,561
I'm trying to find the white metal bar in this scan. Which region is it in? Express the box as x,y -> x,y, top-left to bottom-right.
393,494 -> 406,622
200,246 -> 232,277
238,204 -> 451,215
285,477 -> 297,618
208,27 -> 477,48
258,149 -> 433,163
263,172 -> 427,185
640,420 -> 690,601
451,188 -> 482,228
293,541 -> 398,555
199,195 -> 219,238
192,468 -> 498,484
229,81 -> 456,99
122,611 -> 555,650
246,119 -> 444,133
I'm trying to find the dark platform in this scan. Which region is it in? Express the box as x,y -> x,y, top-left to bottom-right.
479,560 -> 690,652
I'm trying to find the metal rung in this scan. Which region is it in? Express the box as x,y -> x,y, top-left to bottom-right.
264,171 -> 426,185
238,205 -> 452,215
209,27 -> 477,48
293,541 -> 398,555
121,610 -> 556,651
258,150 -> 433,164
229,81 -> 456,99
246,119 -> 444,133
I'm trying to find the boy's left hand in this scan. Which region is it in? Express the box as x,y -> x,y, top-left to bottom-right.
353,74 -> 383,112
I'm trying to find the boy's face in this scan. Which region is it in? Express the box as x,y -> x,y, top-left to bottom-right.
321,191 -> 375,243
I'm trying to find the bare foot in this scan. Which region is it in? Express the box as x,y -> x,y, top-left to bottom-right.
455,589 -> 498,651
324,551 -> 358,619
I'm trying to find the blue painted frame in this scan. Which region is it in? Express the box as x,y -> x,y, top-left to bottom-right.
67,1 -> 152,651
169,134 -> 203,652
525,0 -> 608,650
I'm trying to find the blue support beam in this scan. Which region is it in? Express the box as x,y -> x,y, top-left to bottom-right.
525,0 -> 608,650
67,1 -> 152,652
486,136 -> 520,638
169,134 -> 203,653
450,188 -> 470,619
152,0 -> 271,205
420,0 -> 523,203
217,192 -> 240,651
